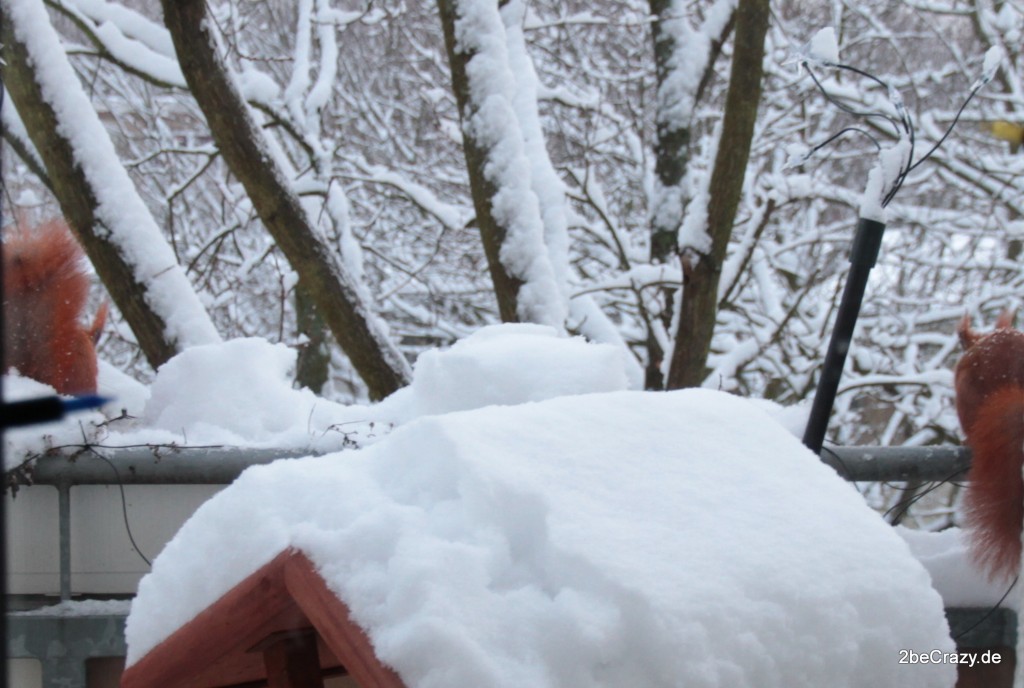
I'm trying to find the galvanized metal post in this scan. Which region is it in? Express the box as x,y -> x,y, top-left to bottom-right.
57,481 -> 72,601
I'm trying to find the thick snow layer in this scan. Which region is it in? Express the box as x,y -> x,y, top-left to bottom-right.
406,324 -> 629,417
126,389 -> 954,687
2,374 -> 107,471
97,359 -> 151,417
454,0 -> 567,328
649,0 -> 735,251
141,338 -> 372,447
653,0 -> 736,133
3,360 -> 158,470
500,0 -> 571,300
138,325 -> 632,442
975,45 -> 1004,89
3,325 -> 631,465
860,137 -> 910,221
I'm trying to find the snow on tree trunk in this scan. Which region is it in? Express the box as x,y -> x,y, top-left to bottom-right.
0,0 -> 222,368
648,0 -> 736,263
499,0 -> 641,383
438,0 -> 566,330
665,0 -> 769,390
159,0 -> 411,400
646,0 -> 736,389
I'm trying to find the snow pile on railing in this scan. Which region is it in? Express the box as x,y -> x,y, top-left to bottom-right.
125,385 -> 954,687
3,324 -> 634,468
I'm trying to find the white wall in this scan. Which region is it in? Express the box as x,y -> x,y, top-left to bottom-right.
7,485 -> 221,595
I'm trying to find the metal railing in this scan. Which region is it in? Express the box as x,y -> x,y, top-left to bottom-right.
22,442 -> 970,485
10,443 -> 972,601
15,447 -> 319,601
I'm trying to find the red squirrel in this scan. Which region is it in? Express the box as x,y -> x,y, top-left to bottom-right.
3,220 -> 106,395
955,311 -> 1024,581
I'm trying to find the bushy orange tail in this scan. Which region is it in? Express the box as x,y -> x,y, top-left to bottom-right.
956,313 -> 1024,581
3,220 -> 104,395
960,386 -> 1024,581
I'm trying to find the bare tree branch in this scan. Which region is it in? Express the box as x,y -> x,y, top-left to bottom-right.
159,0 -> 410,400
1,1 -> 219,368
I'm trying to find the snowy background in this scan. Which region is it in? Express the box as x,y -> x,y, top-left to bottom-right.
4,0 -> 1024,685
5,0 -> 1024,527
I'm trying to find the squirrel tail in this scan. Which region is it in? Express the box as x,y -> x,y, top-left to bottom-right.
3,220 -> 102,394
962,384 -> 1024,582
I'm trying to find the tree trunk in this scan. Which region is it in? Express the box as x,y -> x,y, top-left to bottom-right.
294,283 -> 330,395
649,0 -> 690,265
1,4 -> 209,368
160,0 -> 410,400
647,0 -> 735,389
665,0 -> 769,389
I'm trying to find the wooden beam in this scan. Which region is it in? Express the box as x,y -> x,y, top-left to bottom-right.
284,553 -> 408,688
255,629 -> 325,688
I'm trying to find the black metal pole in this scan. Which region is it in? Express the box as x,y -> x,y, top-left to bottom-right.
802,217 -> 886,454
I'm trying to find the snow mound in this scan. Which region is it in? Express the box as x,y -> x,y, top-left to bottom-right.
98,359 -> 151,417
3,362 -> 150,470
142,337 -> 376,448
126,389 -> 953,687
6,325 -> 636,462
139,325 -> 630,444
408,323 -> 630,416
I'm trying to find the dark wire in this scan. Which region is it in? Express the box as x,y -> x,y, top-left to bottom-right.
881,467 -> 966,522
807,126 -> 882,157
802,58 -> 984,210
88,450 -> 152,567
805,66 -> 902,134
818,443 -> 855,480
905,83 -> 984,177
952,575 -> 1018,642
869,462 -> 1013,645
862,459 -> 1008,645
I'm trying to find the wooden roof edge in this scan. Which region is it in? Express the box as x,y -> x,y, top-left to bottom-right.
120,548 -> 297,687
284,552 -> 408,688
121,548 -> 408,688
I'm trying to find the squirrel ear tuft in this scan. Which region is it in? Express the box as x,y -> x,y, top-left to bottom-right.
958,313 -> 978,350
996,309 -> 1017,330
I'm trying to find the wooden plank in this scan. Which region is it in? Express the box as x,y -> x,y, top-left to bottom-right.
284,553 -> 408,688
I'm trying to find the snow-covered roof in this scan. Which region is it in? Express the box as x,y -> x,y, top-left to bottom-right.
125,385 -> 954,687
